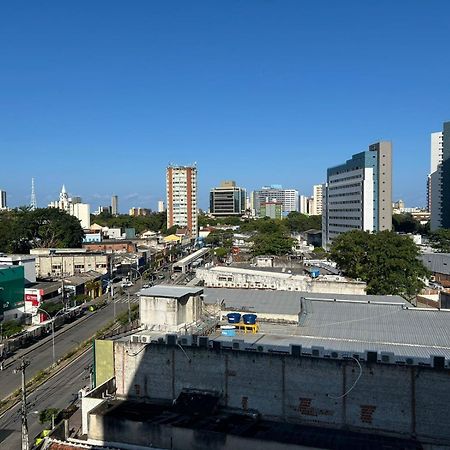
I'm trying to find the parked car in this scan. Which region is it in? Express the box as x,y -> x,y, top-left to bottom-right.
121,281 -> 133,288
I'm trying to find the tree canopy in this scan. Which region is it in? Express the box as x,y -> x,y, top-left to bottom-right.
0,208 -> 84,253
428,229 -> 450,253
329,230 -> 429,299
285,212 -> 322,233
93,211 -> 166,234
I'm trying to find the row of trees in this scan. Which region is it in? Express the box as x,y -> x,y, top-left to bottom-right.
93,211 -> 167,234
0,208 -> 84,254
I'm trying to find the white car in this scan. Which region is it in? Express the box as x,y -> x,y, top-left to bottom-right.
121,281 -> 133,288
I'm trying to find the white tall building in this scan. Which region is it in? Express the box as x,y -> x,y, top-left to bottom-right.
311,184 -> 324,215
322,142 -> 392,249
49,185 -> 91,229
429,131 -> 443,230
111,195 -> 119,216
70,203 -> 91,229
157,200 -> 165,213
166,165 -> 198,236
299,195 -> 312,214
0,190 -> 7,210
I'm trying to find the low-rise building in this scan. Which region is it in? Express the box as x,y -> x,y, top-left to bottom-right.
30,248 -> 110,278
419,253 -> 450,287
0,253 -> 36,284
0,265 -> 25,321
83,240 -> 136,254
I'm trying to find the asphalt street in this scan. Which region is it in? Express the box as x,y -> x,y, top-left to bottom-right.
0,349 -> 93,450
0,290 -> 139,400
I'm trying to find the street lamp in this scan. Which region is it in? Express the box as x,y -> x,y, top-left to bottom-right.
36,307 -> 66,367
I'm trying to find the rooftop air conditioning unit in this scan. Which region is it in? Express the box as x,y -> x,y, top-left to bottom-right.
380,352 -> 395,364
140,335 -> 150,344
131,335 -> 140,344
311,346 -> 324,357
178,335 -> 193,346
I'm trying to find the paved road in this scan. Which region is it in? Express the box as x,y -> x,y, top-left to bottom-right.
0,290 -> 139,400
0,349 -> 93,450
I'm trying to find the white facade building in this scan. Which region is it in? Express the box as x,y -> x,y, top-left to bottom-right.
157,200 -> 165,212
166,165 -> 198,236
70,202 -> 91,229
429,131 -> 444,230
49,185 -> 91,229
311,184 -> 323,215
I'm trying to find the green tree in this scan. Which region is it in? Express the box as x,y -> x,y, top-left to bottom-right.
330,230 -> 429,300
392,213 -> 420,234
39,408 -> 60,425
0,208 -> 84,253
429,229 -> 450,253
251,232 -> 295,256
285,212 -> 322,233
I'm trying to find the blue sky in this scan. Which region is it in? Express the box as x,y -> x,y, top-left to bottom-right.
1,1 -> 449,212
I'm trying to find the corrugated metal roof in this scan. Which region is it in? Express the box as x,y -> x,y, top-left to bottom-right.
205,288 -> 450,359
203,287 -> 408,315
420,253 -> 450,275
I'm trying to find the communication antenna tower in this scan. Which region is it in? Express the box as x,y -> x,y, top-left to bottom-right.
30,178 -> 37,210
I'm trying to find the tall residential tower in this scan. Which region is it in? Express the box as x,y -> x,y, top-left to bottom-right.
322,141 -> 392,249
430,122 -> 450,230
166,165 -> 198,236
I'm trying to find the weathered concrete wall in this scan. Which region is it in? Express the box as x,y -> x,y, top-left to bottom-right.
114,342 -> 450,446
196,268 -> 366,295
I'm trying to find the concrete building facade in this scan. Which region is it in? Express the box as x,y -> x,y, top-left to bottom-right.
253,186 -> 298,216
311,184 -> 323,215
430,122 -> 450,230
166,165 -> 198,236
69,202 -> 91,229
30,248 -> 110,278
209,181 -> 246,217
322,141 -> 392,248
111,195 -> 118,216
259,201 -> 283,219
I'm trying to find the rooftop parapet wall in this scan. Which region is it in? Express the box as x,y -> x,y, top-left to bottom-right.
196,267 -> 366,295
113,338 -> 450,447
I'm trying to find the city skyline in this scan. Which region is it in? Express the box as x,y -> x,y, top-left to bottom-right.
1,1 -> 450,210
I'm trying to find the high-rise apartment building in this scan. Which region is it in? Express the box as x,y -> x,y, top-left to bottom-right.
430,122 -> 450,230
322,141 -> 392,249
311,184 -> 323,215
0,190 -> 7,210
166,165 -> 198,236
252,185 -> 298,216
209,181 -> 246,217
157,200 -> 165,213
111,195 -> 119,216
299,195 -> 312,215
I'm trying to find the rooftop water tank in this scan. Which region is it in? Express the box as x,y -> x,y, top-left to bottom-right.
227,313 -> 241,324
242,314 -> 257,325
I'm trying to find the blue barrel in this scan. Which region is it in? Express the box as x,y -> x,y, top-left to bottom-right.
221,325 -> 236,337
242,314 -> 257,325
227,313 -> 241,324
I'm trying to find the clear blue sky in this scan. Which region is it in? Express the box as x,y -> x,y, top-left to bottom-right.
1,1 -> 449,212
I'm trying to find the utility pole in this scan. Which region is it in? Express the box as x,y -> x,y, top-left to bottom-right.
127,290 -> 131,324
15,358 -> 30,450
